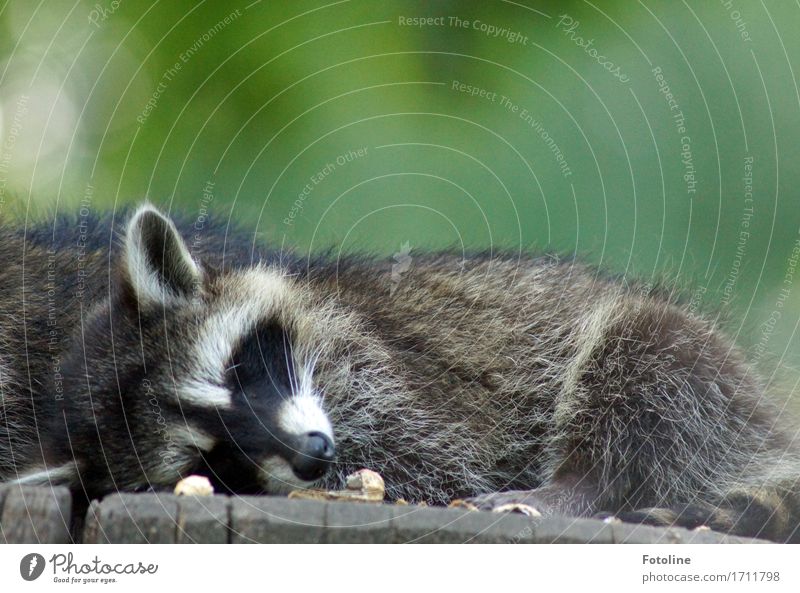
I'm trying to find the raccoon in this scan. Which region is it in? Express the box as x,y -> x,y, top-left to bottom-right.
1,203 -> 799,542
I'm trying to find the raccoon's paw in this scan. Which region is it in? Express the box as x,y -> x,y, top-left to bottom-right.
456,490 -> 546,517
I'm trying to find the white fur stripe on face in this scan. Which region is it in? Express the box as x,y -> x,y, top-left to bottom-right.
180,268 -> 291,409
179,380 -> 232,408
278,391 -> 333,441
176,267 -> 333,445
278,354 -> 333,441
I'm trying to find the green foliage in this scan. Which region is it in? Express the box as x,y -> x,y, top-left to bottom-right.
1,0 -> 799,396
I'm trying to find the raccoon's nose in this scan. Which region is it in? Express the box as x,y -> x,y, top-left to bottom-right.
291,431 -> 335,481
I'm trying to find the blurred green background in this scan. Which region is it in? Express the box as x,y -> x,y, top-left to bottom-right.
1,0 -> 799,404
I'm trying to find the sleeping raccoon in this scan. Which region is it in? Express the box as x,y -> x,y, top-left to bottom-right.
1,203 -> 799,542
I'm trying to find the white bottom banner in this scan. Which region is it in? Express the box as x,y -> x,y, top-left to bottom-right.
0,544 -> 797,592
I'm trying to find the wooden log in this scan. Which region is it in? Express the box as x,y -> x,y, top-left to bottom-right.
0,486 -> 773,544
324,501 -> 397,543
82,493 -> 179,544
175,495 -> 230,544
230,496 -> 326,543
0,485 -> 72,544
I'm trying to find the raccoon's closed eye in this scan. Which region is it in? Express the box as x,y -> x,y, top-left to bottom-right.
225,321 -> 296,391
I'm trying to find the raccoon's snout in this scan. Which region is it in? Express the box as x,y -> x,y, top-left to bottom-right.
290,431 -> 335,481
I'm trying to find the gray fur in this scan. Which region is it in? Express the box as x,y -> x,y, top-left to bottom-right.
0,204 -> 798,542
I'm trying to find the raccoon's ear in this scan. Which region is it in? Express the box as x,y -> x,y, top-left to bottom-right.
124,204 -> 201,305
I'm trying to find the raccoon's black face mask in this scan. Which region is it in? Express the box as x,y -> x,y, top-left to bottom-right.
51,205 -> 334,496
